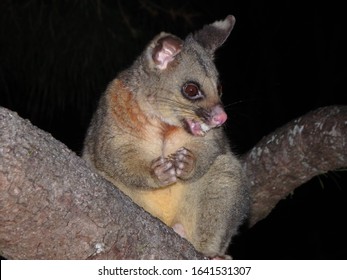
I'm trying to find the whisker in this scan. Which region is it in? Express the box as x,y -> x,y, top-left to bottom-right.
223,99 -> 247,109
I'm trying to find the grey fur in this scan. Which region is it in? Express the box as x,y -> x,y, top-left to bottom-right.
83,15 -> 249,257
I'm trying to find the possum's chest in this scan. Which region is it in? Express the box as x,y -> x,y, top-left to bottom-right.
129,125 -> 191,226
120,118 -> 192,222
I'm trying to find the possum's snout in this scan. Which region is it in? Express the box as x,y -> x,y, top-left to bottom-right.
209,104 -> 227,127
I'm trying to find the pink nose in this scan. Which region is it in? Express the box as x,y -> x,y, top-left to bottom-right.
211,105 -> 227,126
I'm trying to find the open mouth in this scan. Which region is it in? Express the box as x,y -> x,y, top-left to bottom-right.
182,105 -> 227,137
184,118 -> 211,136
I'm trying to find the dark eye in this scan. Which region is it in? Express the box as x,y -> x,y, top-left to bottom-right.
182,82 -> 203,100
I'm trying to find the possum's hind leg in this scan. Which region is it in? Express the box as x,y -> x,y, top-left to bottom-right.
180,154 -> 249,258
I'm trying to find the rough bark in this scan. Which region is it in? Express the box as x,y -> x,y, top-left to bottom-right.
241,106 -> 347,226
0,105 -> 346,259
0,107 -> 203,259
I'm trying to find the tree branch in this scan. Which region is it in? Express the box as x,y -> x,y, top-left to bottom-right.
1,105 -> 346,259
241,106 -> 347,226
0,107 -> 203,259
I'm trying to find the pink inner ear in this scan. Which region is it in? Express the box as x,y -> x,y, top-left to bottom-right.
154,42 -> 176,69
153,36 -> 182,70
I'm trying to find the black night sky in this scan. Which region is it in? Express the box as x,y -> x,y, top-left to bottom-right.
1,0 -> 346,259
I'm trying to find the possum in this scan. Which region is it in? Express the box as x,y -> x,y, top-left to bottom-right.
82,15 -> 249,258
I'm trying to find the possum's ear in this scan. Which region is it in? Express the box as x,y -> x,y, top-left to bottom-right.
193,15 -> 235,52
149,33 -> 183,70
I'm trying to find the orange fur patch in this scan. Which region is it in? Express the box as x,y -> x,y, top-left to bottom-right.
161,123 -> 180,139
109,80 -> 149,137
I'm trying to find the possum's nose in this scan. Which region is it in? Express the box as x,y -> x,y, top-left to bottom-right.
210,105 -> 227,127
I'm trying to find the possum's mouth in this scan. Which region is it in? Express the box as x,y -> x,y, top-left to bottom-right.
184,118 -> 211,137
182,105 -> 227,136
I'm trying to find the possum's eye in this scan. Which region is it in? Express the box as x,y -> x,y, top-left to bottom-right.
182,82 -> 203,100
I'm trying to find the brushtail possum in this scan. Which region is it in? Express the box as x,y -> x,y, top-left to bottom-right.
83,15 -> 249,258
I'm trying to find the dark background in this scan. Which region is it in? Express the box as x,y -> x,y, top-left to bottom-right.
1,0 -> 346,259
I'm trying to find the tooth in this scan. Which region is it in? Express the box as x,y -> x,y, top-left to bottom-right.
201,123 -> 210,132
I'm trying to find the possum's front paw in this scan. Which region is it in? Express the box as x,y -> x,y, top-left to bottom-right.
172,147 -> 196,179
151,156 -> 177,186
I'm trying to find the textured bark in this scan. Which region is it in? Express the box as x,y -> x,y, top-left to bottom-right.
241,106 -> 347,226
0,105 -> 346,259
0,107 -> 203,260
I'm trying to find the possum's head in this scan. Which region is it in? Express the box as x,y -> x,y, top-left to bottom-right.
140,15 -> 235,136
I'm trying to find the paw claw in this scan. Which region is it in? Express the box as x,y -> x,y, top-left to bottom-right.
172,147 -> 195,179
151,156 -> 177,186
